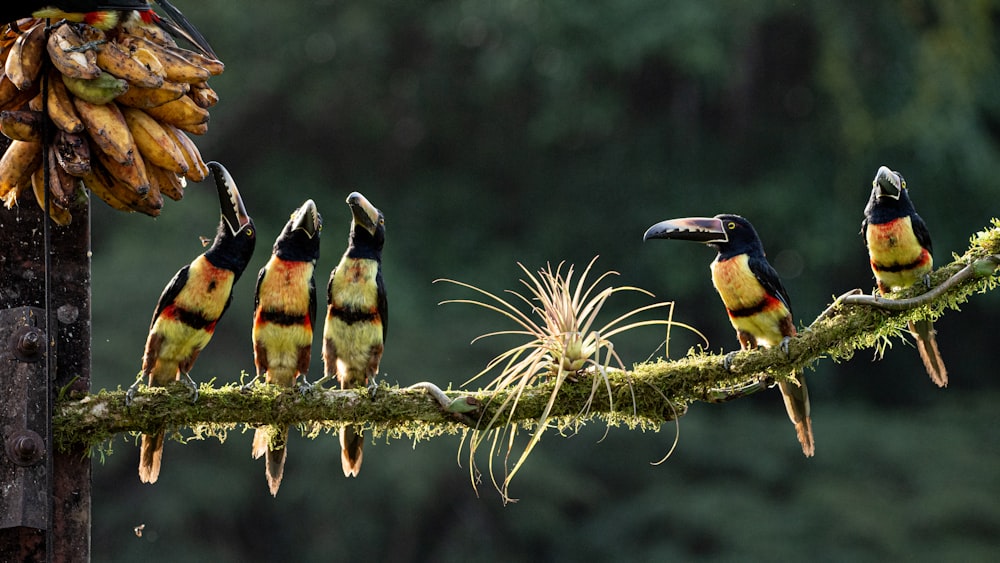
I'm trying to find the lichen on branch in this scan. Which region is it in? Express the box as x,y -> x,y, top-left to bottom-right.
53,221 -> 1000,460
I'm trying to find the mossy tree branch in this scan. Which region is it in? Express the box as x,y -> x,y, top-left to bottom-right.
54,221 -> 1000,452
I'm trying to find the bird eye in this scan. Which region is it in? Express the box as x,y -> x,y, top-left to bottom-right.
245,228 -> 254,237
727,221 -> 736,230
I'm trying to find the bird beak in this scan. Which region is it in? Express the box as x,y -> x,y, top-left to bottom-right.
291,199 -> 321,239
347,192 -> 381,236
873,166 -> 902,200
153,0 -> 218,58
208,161 -> 251,236
643,217 -> 728,244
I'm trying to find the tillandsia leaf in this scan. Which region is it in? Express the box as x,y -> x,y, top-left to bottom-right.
441,256 -> 704,502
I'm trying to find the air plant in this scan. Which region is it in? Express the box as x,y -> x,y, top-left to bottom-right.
436,256 -> 702,501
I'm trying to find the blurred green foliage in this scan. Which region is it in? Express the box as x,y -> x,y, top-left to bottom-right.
88,1 -> 1000,560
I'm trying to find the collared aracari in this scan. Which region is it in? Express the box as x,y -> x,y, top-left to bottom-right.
644,214 -> 815,457
249,199 -> 322,496
862,166 -> 947,387
316,192 -> 387,478
2,0 -> 217,58
129,161 -> 256,483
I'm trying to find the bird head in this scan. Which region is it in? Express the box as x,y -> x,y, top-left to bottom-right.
643,214 -> 763,257
205,161 -> 256,275
346,192 -> 385,257
273,199 -> 322,262
872,166 -> 905,201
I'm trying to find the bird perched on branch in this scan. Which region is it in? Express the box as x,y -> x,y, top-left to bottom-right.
128,161 -> 255,483
644,214 -> 814,457
249,199 -> 322,496
2,0 -> 217,57
862,166 -> 947,387
315,192 -> 387,478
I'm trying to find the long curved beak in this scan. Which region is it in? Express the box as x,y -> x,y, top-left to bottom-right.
291,199 -> 321,239
873,166 -> 902,200
208,161 -> 251,235
153,0 -> 218,58
643,217 -> 728,244
347,192 -> 381,236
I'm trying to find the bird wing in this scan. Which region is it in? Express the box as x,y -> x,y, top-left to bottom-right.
150,264 -> 190,330
377,269 -> 388,343
749,254 -> 793,318
910,212 -> 934,256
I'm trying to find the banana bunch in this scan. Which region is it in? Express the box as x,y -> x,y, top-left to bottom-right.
0,16 -> 223,224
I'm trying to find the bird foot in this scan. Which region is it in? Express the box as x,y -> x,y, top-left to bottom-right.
302,374 -> 332,394
294,376 -> 312,395
722,351 -> 739,371
240,375 -> 261,393
922,273 -> 932,289
125,378 -> 143,406
779,336 -> 792,358
366,376 -> 379,400
181,372 -> 199,403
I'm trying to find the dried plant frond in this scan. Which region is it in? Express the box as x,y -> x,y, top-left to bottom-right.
436,256 -> 705,502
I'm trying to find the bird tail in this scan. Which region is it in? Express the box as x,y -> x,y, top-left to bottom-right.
778,374 -> 814,457
340,425 -> 364,477
909,319 -> 948,388
139,429 -> 165,483
253,425 -> 288,496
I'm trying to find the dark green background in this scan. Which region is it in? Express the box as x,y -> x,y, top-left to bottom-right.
88,1 -> 1000,561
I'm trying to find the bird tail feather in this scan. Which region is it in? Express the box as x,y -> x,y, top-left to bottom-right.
778,375 -> 814,457
139,429 -> 165,483
909,319 -> 948,388
340,425 -> 363,477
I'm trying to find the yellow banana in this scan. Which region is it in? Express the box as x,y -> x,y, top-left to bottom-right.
0,140 -> 42,206
131,46 -> 165,80
81,167 -> 132,213
121,36 -> 210,83
5,21 -> 47,91
94,142 -> 149,196
0,110 -> 43,143
31,164 -> 73,226
91,156 -> 161,217
189,82 -> 219,108
55,130 -> 92,177
146,162 -> 185,201
47,23 -> 101,80
120,19 -> 176,47
121,107 -> 189,174
162,45 -> 224,77
0,73 -> 39,112
46,69 -> 85,133
162,124 -> 208,182
95,33 -> 165,89
73,98 -> 136,164
114,80 -> 188,109
144,94 -> 209,133
62,70 -> 129,105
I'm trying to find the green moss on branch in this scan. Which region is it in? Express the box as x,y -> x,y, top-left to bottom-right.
54,221 -> 1000,452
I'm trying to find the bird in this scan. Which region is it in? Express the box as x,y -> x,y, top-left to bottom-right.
315,192 -> 387,478
644,214 -> 814,457
128,161 -> 256,483
2,0 -> 217,58
249,198 -> 322,496
862,165 -> 947,387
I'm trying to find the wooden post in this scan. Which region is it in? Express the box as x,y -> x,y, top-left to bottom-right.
0,137 -> 92,561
